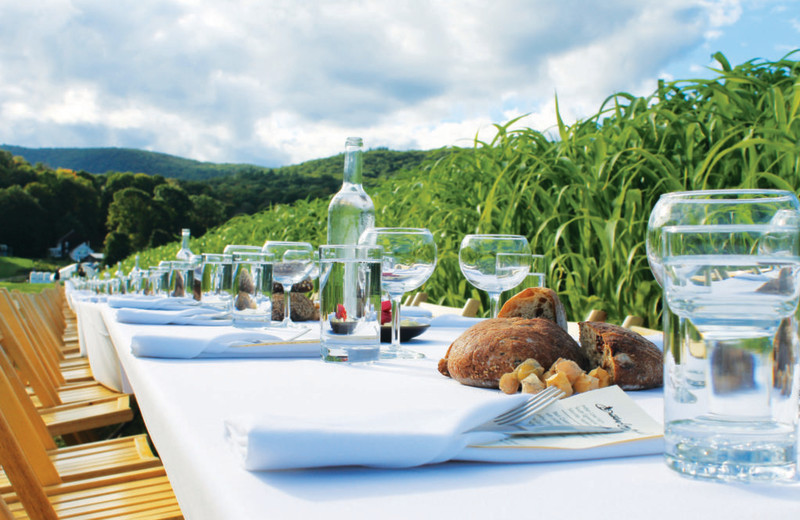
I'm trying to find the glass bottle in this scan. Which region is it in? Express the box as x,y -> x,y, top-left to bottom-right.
327,137 -> 375,245
176,228 -> 193,260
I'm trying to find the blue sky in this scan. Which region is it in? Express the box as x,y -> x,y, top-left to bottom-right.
0,0 -> 797,167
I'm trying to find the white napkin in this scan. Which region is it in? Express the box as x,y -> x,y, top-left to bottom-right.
399,306 -> 434,321
108,295 -> 200,310
224,393 -> 529,470
131,329 -> 321,359
115,307 -> 232,326
430,315 -> 484,328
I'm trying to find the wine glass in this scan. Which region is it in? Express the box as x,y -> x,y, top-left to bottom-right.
459,235 -> 531,317
263,241 -> 315,328
358,227 -> 437,359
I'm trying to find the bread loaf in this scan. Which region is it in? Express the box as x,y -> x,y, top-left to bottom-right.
577,322 -> 662,390
439,318 -> 587,388
497,287 -> 568,332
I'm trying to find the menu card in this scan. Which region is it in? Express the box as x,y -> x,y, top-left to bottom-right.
459,386 -> 664,463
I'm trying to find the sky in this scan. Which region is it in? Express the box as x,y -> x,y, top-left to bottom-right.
0,0 -> 798,168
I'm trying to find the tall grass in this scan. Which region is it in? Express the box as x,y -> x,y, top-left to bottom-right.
117,52 -> 800,327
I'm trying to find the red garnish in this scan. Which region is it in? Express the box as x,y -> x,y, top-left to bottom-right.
336,304 -> 347,320
380,300 -> 392,325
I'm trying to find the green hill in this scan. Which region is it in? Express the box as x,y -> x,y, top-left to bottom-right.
0,145 -> 446,183
0,145 -> 253,180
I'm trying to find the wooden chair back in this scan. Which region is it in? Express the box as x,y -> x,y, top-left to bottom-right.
0,348 -> 61,487
0,292 -> 61,408
0,408 -> 60,520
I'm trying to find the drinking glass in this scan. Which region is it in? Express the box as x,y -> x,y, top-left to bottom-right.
201,253 -> 233,311
459,235 -> 531,317
654,189 -> 800,482
230,252 -> 273,322
319,245 -> 382,363
263,241 -> 315,328
358,227 -> 437,359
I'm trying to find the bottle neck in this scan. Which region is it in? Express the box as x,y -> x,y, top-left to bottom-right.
343,140 -> 363,185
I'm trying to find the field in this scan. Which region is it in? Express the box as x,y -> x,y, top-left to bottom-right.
112,53 -> 800,328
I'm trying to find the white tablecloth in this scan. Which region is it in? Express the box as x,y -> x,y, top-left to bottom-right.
77,303 -> 800,520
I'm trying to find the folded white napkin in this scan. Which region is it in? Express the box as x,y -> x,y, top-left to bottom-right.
131,329 -> 321,359
399,306 -> 433,321
108,295 -> 199,310
224,393 -> 527,470
430,315 -> 484,328
115,307 -> 232,326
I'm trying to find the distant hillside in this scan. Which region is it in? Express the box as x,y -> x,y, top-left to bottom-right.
0,145 -> 255,180
0,144 -> 447,182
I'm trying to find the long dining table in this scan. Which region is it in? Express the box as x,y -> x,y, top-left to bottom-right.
70,294 -> 800,520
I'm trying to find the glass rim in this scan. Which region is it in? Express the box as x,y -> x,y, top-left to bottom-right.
659,189 -> 798,203
367,227 -> 432,234
462,233 -> 528,239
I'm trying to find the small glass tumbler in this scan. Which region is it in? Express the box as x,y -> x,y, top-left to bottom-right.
658,189 -> 800,482
230,252 -> 274,322
319,245 -> 382,363
168,261 -> 194,298
200,254 -> 233,311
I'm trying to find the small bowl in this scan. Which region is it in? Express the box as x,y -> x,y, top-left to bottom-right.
380,323 -> 430,343
329,319 -> 358,334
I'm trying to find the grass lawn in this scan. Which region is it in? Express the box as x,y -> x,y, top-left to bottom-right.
0,256 -> 68,295
0,281 -> 56,293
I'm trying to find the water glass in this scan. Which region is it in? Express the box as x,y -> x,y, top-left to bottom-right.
656,189 -> 800,482
168,261 -> 194,298
319,245 -> 382,363
201,254 -> 233,311
263,241 -> 315,328
230,252 -> 274,322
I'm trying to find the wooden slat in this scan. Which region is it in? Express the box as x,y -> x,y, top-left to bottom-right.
0,411 -> 60,520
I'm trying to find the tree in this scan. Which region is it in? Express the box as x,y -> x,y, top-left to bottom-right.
103,231 -> 132,266
154,183 -> 192,233
189,194 -> 227,235
106,187 -> 170,251
0,186 -> 48,256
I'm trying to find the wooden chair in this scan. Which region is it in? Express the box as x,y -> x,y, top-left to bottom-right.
413,293 -> 481,318
0,359 -> 161,494
10,291 -> 92,384
0,291 -> 123,409
0,409 -> 182,519
0,346 -> 131,438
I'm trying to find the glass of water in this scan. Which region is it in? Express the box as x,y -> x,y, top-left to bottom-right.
656,189 -> 800,482
459,234 -> 531,317
359,227 -> 437,359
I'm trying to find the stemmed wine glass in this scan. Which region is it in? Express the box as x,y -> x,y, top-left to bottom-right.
459,234 -> 531,317
359,227 -> 437,359
263,241 -> 315,328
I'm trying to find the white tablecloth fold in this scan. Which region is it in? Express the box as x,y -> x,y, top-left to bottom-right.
223,393 -> 527,470
115,307 -> 232,326
131,329 -> 321,359
108,295 -> 200,310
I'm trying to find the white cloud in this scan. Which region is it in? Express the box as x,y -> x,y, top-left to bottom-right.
0,0 -> 775,166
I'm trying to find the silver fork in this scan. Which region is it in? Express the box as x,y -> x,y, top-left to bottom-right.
492,386 -> 564,425
470,386 -> 624,435
467,386 -> 563,434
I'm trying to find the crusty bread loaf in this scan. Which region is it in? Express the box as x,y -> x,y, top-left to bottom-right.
577,322 -> 662,390
439,318 -> 587,388
497,287 -> 568,332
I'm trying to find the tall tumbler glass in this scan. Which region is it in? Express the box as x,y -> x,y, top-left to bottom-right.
319,245 -> 382,363
654,189 -> 800,482
230,252 -> 274,323
201,254 -> 233,311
